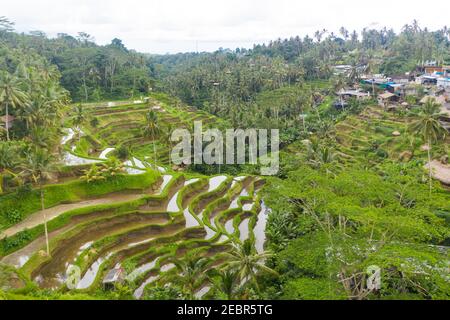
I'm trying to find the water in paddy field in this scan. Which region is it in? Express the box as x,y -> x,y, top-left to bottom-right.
204,224 -> 216,240
254,201 -> 270,254
239,218 -> 250,242
194,286 -> 211,299
127,238 -> 154,248
242,202 -> 254,211
225,219 -> 234,234
133,157 -> 146,169
167,192 -> 180,212
99,147 -> 115,159
76,253 -> 113,289
156,175 -> 173,195
184,208 -> 200,228
127,258 -> 158,282
208,176 -> 227,192
184,178 -> 199,186
62,152 -> 101,166
134,275 -> 159,299
17,255 -> 30,268
61,128 -> 76,145
160,263 -> 175,272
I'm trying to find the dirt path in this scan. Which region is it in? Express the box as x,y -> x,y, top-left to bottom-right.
0,192 -> 147,239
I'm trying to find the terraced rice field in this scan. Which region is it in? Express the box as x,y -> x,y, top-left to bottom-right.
0,96 -> 270,299
66,95 -> 226,167
0,172 -> 267,297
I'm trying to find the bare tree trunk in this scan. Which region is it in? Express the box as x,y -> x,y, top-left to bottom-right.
428,139 -> 432,197
40,180 -> 50,256
5,102 -> 10,141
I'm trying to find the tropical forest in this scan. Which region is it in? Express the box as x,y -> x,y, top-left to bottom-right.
0,10 -> 449,302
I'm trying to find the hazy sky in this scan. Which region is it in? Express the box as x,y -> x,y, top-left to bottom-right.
3,0 -> 450,54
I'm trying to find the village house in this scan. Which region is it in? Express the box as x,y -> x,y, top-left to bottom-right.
378,92 -> 399,108
337,89 -> 371,101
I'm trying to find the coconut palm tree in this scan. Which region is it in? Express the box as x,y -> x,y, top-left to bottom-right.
207,268 -> 243,300
0,72 -> 28,141
20,147 -> 56,256
172,254 -> 210,299
409,98 -> 447,196
0,142 -> 18,194
143,110 -> 160,166
72,104 -> 87,140
224,239 -> 277,292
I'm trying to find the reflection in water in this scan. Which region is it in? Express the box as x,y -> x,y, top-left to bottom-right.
184,208 -> 200,228
127,258 -> 158,282
208,176 -> 227,192
239,218 -> 250,242
99,148 -> 115,159
76,253 -> 113,289
194,286 -> 211,299
156,175 -> 173,195
134,276 -> 158,299
224,219 -> 234,234
254,201 -> 269,254
167,192 -> 180,212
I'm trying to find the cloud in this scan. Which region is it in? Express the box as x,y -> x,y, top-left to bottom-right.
3,0 -> 450,53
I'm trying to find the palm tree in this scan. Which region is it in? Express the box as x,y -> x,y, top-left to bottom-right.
0,142 -> 18,194
143,110 -> 160,167
224,239 -> 277,292
409,98 -> 447,196
207,268 -> 243,300
172,254 -> 210,299
72,104 -> 87,140
0,72 -> 28,141
20,147 -> 55,256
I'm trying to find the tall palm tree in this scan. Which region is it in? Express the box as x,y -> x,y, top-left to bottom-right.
172,254 -> 210,299
0,142 -> 18,194
0,72 -> 28,141
409,98 -> 447,196
224,239 -> 277,292
20,147 -> 55,256
72,104 -> 87,140
143,110 -> 160,166
207,268 -> 243,300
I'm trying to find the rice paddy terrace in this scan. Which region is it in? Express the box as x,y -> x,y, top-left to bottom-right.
0,95 -> 270,299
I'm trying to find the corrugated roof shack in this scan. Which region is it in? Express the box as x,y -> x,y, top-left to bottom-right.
377,92 -> 399,109
103,267 -> 125,290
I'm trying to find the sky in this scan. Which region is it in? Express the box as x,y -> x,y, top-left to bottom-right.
3,0 -> 450,54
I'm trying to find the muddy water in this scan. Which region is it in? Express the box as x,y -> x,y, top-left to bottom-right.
238,218 -> 250,242
254,201 -> 269,254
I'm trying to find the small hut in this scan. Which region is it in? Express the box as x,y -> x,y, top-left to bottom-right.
103,267 -> 125,290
